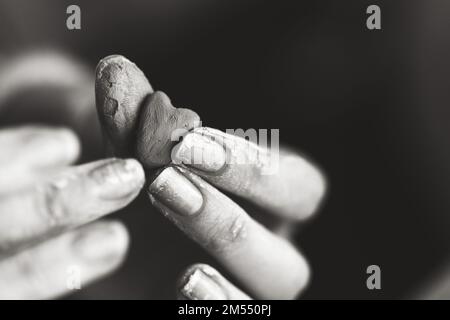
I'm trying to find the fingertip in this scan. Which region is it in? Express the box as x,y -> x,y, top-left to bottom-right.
147,166 -> 204,217
8,126 -> 81,167
95,55 -> 153,154
95,54 -> 132,79
171,131 -> 227,173
75,220 -> 130,268
177,263 -> 206,291
177,264 -> 252,300
95,54 -> 152,107
177,264 -> 229,300
294,157 -> 328,220
54,127 -> 81,164
294,253 -> 311,296
123,158 -> 146,188
313,167 -> 328,212
84,158 -> 146,202
105,220 -> 130,260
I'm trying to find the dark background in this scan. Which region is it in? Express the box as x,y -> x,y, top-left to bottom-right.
1,0 -> 450,299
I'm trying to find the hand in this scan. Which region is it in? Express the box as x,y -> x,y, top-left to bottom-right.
0,125 -> 145,299
154,129 -> 325,300
96,55 -> 326,299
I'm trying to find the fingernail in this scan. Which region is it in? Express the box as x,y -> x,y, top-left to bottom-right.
148,167 -> 203,216
88,158 -> 145,200
72,222 -> 128,263
172,133 -> 226,172
181,268 -> 228,300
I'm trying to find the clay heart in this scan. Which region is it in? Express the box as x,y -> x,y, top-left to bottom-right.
136,91 -> 200,169
95,55 -> 200,168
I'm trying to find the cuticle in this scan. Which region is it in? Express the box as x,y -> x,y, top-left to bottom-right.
197,268 -> 231,300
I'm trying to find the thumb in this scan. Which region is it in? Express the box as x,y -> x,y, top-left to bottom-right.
95,55 -> 153,156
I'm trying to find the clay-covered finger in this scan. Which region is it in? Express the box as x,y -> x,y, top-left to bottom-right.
0,158 -> 144,251
95,55 -> 153,155
178,264 -> 251,300
0,126 -> 80,193
0,220 -> 129,299
171,127 -> 326,220
148,166 -> 310,299
95,55 -> 201,165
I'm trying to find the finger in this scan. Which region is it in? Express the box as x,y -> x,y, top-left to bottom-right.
95,55 -> 153,156
148,166 -> 309,299
0,126 -> 80,193
0,52 -> 102,159
95,56 -> 201,166
0,220 -> 129,299
0,52 -> 95,127
178,264 -> 251,300
0,158 -> 144,251
171,127 -> 326,220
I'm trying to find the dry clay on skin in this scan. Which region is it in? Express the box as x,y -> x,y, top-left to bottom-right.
95,55 -> 200,168
95,55 -> 153,154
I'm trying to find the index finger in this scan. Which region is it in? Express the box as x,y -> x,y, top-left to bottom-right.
0,126 -> 80,193
171,127 -> 327,220
0,158 -> 144,251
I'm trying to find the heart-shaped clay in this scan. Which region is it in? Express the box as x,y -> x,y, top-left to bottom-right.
95,55 -> 200,168
136,91 -> 200,169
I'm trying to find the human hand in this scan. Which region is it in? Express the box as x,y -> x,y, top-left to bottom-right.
0,125 -> 145,299
96,55 -> 326,299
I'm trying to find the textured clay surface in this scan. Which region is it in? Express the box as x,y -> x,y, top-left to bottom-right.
137,91 -> 200,168
95,55 -> 153,153
95,55 -> 200,168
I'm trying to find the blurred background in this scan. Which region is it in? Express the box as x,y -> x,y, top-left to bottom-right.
0,0 -> 450,299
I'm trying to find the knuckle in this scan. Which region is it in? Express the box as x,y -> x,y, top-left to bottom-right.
34,180 -> 69,228
204,210 -> 249,254
11,250 -> 50,298
14,250 -> 39,279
